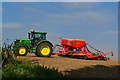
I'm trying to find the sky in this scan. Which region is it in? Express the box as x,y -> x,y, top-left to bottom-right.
0,3 -> 1,79
1,0 -> 120,2
1,2 -> 118,60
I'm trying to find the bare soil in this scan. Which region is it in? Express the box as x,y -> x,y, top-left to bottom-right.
17,53 -> 119,78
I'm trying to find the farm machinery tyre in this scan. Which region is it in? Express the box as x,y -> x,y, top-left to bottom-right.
15,44 -> 28,56
84,55 -> 88,60
35,43 -> 53,57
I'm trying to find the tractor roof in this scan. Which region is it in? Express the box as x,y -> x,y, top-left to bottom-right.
16,38 -> 31,40
31,32 -> 47,34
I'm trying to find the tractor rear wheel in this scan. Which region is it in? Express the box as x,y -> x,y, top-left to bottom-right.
15,44 -> 28,56
35,43 -> 53,57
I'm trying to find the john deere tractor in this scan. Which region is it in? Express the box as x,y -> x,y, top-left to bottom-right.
12,30 -> 53,57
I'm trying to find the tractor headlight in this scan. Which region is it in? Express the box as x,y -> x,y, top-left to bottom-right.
31,30 -> 35,32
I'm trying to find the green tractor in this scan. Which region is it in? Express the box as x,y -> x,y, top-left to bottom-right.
12,30 -> 53,57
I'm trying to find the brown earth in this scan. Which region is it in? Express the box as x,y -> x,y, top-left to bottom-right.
17,53 -> 119,78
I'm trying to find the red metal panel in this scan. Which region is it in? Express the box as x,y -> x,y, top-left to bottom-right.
61,39 -> 86,48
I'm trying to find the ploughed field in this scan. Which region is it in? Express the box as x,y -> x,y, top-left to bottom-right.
17,53 -> 119,78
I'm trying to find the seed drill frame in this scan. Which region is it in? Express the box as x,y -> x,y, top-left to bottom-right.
53,39 -> 113,60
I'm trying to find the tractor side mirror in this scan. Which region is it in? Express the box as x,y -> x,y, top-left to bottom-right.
28,32 -> 31,39
111,52 -> 113,56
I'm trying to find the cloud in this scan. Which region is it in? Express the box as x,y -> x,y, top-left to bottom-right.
2,23 -> 22,28
24,8 -> 46,15
0,7 -> 2,12
0,22 -> 1,24
23,6 -> 116,28
44,11 -> 116,28
104,31 -> 118,35
0,12 -> 1,22
62,2 -> 99,9
23,2 -> 117,28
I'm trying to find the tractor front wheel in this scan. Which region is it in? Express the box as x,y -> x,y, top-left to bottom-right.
35,43 -> 53,57
15,45 -> 28,56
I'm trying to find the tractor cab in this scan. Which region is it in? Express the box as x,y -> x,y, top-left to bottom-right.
28,30 -> 47,46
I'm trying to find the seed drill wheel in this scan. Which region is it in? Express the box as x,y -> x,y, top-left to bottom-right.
84,55 -> 88,60
35,43 -> 53,57
15,44 -> 28,56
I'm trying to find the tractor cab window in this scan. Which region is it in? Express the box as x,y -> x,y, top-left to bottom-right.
28,32 -> 46,41
34,34 -> 43,39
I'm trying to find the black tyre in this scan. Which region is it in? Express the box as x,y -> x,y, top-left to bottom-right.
97,58 -> 101,61
84,55 -> 88,60
15,44 -> 28,56
35,43 -> 53,57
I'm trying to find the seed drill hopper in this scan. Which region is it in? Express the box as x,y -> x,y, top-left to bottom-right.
53,38 -> 113,60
